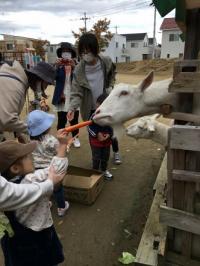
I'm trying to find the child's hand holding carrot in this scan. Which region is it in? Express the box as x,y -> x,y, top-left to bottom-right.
57,129 -> 70,145
56,129 -> 71,157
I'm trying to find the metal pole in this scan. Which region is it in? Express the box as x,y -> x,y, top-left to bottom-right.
152,6 -> 156,59
84,12 -> 87,32
80,12 -> 90,33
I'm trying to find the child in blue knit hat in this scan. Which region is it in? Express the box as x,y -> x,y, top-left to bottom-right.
27,110 -> 69,217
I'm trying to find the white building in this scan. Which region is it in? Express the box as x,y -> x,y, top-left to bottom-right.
122,33 -> 152,61
102,34 -> 127,63
46,44 -> 60,64
160,18 -> 185,59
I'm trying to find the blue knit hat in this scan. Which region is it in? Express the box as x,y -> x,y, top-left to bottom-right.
27,110 -> 55,137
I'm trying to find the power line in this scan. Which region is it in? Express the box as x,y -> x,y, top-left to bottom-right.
90,0 -> 150,16
91,2 -> 150,18
69,1 -> 150,23
90,0 -> 149,15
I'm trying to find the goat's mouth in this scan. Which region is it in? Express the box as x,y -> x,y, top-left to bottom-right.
126,131 -> 137,138
126,131 -> 133,137
93,113 -> 113,125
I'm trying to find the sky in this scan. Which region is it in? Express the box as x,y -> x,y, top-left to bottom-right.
0,0 -> 175,45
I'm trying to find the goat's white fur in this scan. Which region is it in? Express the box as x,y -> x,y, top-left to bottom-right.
94,71 -> 177,126
126,114 -> 170,146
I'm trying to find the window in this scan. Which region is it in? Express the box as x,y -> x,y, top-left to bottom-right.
122,43 -> 125,49
169,34 -> 179,42
131,42 -> 138,48
50,46 -> 54,53
143,42 -> 148,47
116,57 -> 118,63
6,43 -> 14,51
116,42 -> 118,48
179,53 -> 183,58
167,54 -> 170,58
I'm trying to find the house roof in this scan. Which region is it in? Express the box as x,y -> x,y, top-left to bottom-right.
1,34 -> 44,42
160,18 -> 179,30
121,33 -> 146,41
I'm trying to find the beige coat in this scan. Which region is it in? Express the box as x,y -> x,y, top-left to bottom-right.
0,61 -> 29,133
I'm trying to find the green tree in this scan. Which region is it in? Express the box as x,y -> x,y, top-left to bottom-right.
72,18 -> 113,51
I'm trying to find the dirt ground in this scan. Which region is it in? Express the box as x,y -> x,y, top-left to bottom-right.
0,71 -> 171,266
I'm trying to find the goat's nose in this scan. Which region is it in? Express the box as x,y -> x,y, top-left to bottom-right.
95,109 -> 100,115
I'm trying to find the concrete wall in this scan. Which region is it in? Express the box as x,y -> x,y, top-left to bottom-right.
161,29 -> 185,59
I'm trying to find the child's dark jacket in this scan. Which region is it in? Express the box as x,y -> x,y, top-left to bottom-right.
88,116 -> 113,147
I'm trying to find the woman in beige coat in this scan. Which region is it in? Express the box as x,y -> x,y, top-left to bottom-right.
0,61 -> 64,212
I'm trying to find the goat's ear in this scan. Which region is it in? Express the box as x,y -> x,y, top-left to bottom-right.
139,71 -> 154,92
151,113 -> 161,119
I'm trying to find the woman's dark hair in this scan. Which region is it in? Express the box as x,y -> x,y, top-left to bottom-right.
96,93 -> 108,105
78,33 -> 99,56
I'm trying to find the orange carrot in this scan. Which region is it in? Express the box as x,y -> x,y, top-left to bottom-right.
65,120 -> 92,132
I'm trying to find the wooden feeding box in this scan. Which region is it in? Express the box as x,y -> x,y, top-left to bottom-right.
169,60 -> 200,93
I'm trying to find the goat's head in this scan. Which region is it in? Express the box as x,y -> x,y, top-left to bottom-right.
126,114 -> 160,139
93,71 -> 154,126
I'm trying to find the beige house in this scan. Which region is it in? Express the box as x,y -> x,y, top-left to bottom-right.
0,34 -> 43,67
0,34 -> 36,52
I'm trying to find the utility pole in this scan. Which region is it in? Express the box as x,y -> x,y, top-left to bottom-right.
152,6 -> 156,59
80,12 -> 90,32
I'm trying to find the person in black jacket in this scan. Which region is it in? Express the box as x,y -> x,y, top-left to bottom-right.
88,94 -> 113,180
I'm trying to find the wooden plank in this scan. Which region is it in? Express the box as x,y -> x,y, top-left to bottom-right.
160,205 -> 200,235
166,251 -> 200,266
170,150 -> 185,252
181,151 -> 196,256
184,9 -> 200,60
167,150 -> 174,208
167,150 -> 176,249
173,59 -> 200,67
157,226 -> 167,266
186,0 -> 200,10
169,72 -> 200,93
134,156 -> 167,266
169,125 -> 200,151
153,154 -> 167,195
164,112 -> 200,124
172,169 -> 200,182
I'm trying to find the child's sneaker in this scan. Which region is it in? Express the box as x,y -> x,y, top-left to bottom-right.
57,201 -> 70,217
103,170 -> 113,181
113,152 -> 122,165
73,137 -> 81,148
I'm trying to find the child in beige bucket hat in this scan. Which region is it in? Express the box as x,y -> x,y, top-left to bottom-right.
0,131 -> 69,266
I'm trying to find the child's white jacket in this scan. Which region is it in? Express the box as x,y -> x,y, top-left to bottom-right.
15,156 -> 68,231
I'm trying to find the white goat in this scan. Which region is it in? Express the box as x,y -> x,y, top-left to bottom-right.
126,114 -> 170,147
93,71 -> 177,126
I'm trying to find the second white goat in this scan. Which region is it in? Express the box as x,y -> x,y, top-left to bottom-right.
126,114 -> 170,146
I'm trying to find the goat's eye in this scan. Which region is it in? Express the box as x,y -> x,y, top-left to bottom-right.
119,91 -> 129,97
